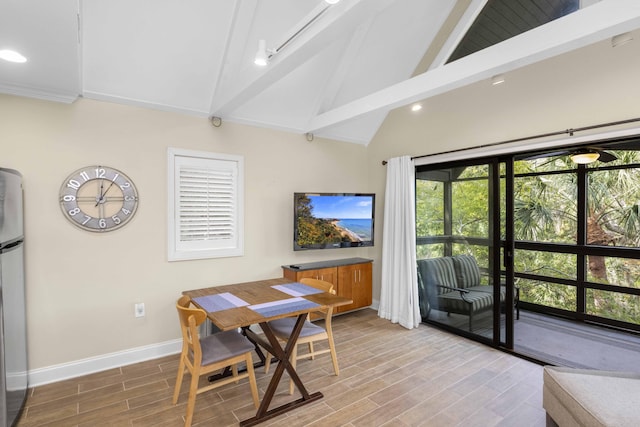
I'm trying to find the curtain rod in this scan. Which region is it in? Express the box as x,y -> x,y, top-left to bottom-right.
381,117 -> 640,165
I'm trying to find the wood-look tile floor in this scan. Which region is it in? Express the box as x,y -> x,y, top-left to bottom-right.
18,309 -> 545,427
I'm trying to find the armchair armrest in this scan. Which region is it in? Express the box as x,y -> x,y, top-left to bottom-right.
437,284 -> 474,304
437,284 -> 469,293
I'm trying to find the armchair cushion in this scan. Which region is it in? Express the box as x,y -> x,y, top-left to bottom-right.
417,256 -> 457,296
453,255 -> 481,288
437,286 -> 498,314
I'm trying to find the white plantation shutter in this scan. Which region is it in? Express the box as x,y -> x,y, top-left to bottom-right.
168,148 -> 244,261
179,167 -> 235,242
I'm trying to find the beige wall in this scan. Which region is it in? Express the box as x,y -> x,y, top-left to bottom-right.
365,28 -> 640,305
0,95 -> 376,374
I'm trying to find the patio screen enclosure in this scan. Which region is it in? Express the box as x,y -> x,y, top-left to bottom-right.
415,138 -> 640,350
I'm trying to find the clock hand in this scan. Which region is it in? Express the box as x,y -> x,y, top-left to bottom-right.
99,180 -> 117,201
95,179 -> 105,207
95,177 -> 119,207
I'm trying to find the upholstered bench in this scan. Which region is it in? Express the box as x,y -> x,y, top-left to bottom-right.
543,366 -> 640,426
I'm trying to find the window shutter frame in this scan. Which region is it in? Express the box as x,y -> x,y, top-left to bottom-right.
168,148 -> 244,261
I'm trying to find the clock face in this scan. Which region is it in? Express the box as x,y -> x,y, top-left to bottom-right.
60,166 -> 139,232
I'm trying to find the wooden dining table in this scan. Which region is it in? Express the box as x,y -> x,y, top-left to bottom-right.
182,277 -> 352,426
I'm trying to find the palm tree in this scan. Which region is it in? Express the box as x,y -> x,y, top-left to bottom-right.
514,150 -> 640,287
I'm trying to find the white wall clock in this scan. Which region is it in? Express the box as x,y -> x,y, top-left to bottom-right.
59,165 -> 139,232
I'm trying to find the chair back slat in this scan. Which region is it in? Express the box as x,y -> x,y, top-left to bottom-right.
299,278 -> 334,320
176,296 -> 208,364
300,278 -> 335,294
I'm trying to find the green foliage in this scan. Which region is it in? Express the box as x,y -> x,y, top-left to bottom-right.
587,289 -> 640,324
415,180 -> 443,237
452,178 -> 488,237
513,173 -> 577,243
518,280 -> 577,310
416,150 -> 640,327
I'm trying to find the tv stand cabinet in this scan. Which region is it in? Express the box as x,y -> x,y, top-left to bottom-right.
282,258 -> 372,314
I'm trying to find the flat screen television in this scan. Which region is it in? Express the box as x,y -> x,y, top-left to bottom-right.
294,192 -> 375,251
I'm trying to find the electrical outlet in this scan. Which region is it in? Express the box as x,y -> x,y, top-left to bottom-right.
135,302 -> 145,318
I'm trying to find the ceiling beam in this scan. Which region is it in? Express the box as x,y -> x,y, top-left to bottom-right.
209,0 -> 397,117
208,0 -> 259,106
427,0 -> 488,71
306,0 -> 640,134
313,14 -> 376,115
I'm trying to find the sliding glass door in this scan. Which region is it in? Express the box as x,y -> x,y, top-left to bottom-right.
415,158 -> 514,345
415,137 -> 640,363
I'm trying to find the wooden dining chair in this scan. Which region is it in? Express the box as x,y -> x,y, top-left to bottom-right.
173,295 -> 259,427
264,278 -> 340,395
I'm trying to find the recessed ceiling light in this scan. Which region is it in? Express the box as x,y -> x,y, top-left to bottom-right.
491,74 -> 505,86
611,32 -> 633,48
0,49 -> 27,63
411,104 -> 422,112
325,0 -> 341,4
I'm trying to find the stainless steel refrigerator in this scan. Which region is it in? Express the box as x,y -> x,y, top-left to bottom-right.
0,168 -> 27,427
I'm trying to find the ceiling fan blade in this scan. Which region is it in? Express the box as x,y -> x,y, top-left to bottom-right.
596,150 -> 617,162
519,150 -> 570,161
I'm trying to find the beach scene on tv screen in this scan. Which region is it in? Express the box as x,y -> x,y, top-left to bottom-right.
296,194 -> 373,247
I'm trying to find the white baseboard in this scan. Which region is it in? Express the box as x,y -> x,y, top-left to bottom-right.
28,339 -> 182,387
28,303 -> 382,387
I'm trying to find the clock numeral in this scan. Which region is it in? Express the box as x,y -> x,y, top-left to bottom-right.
95,168 -> 106,178
62,195 -> 76,202
67,179 -> 81,190
112,173 -> 119,182
122,208 -> 131,215
99,219 -> 107,229
124,195 -> 135,201
68,207 -> 81,216
81,215 -> 91,225
80,171 -> 90,182
112,215 -> 121,225
119,182 -> 130,190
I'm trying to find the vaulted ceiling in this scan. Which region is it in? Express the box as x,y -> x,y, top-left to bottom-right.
1,0 -> 639,145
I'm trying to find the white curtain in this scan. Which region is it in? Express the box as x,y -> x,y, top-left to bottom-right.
378,155 -> 421,329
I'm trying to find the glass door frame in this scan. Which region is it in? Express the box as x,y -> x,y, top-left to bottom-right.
415,156 -> 516,348
415,134 -> 640,358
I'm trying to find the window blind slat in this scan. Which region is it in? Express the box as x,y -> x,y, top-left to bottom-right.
178,165 -> 237,242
